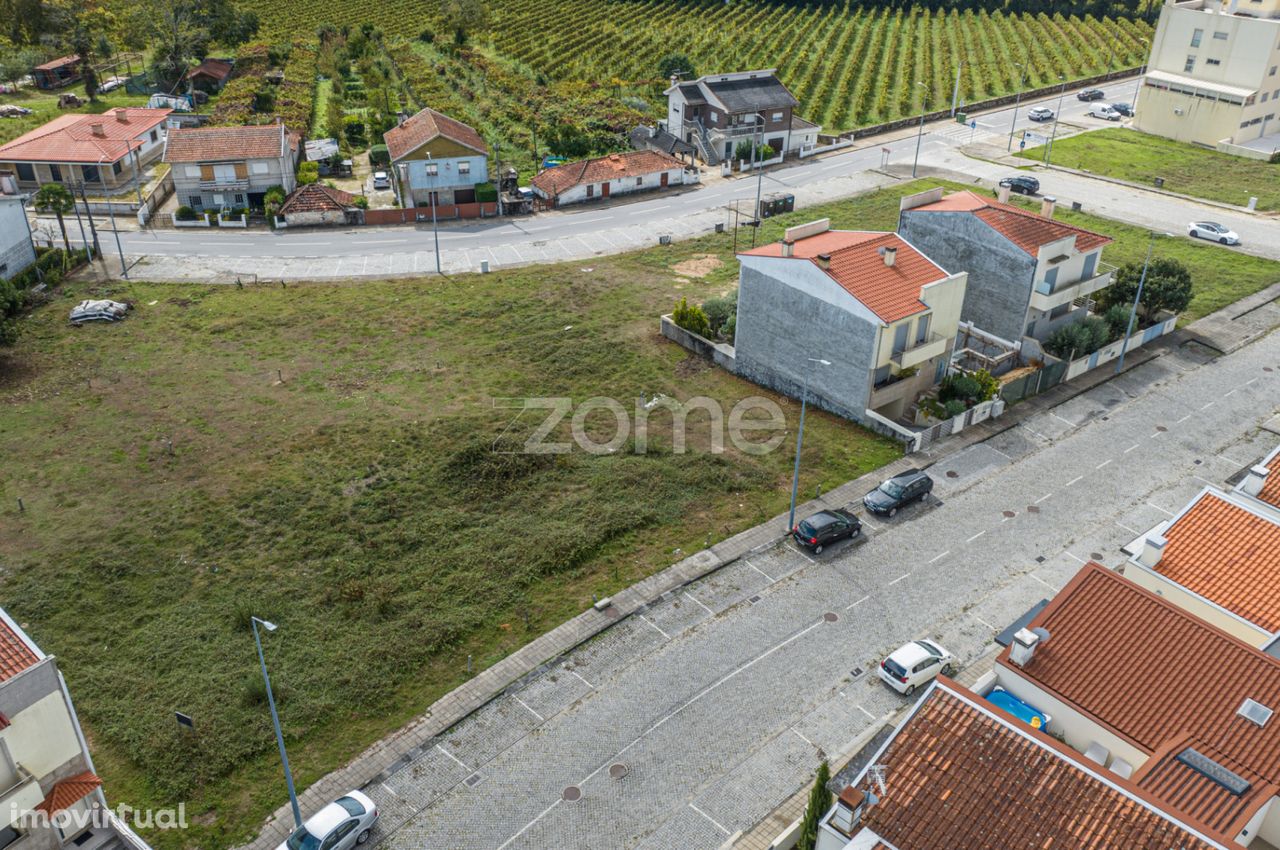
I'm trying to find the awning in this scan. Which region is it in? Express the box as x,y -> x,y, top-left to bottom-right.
1145,70 -> 1256,100
36,771 -> 101,815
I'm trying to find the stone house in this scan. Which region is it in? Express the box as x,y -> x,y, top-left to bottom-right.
530,150 -> 694,207
278,183 -> 360,227
0,196 -> 36,282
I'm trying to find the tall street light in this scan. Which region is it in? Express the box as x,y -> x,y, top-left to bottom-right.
1116,232 -> 1172,374
748,112 -> 766,247
1006,62 -> 1028,152
96,152 -> 128,279
788,357 -> 832,533
1043,76 -> 1068,167
911,82 -> 929,179
252,616 -> 302,829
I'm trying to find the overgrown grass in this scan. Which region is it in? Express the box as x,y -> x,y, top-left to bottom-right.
0,87 -> 156,145
311,77 -> 333,138
1017,127 -> 1280,211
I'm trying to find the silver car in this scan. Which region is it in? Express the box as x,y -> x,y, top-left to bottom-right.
1028,106 -> 1054,122
372,171 -> 391,190
279,790 -> 378,850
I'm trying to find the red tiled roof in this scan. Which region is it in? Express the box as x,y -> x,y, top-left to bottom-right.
1153,489 -> 1280,631
844,681 -> 1222,850
1134,734 -> 1277,836
187,58 -> 233,82
34,55 -> 78,72
909,190 -> 1112,256
997,562 -> 1280,839
1258,448 -> 1280,510
530,150 -> 685,198
384,107 -> 487,162
278,183 -> 357,214
36,772 -> 101,815
0,109 -> 171,164
742,230 -> 945,322
0,618 -> 40,683
164,124 -> 288,163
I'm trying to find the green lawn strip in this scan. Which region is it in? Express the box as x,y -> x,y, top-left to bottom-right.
311,77 -> 333,138
1016,127 -> 1280,211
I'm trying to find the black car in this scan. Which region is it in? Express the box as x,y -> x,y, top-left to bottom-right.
999,175 -> 1040,196
863,469 -> 933,517
1077,88 -> 1105,101
792,509 -> 862,554
1110,102 -> 1133,117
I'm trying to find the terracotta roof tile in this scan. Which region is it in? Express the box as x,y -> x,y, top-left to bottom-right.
384,107 -> 487,162
0,618 -> 40,682
997,563 -> 1280,838
1257,448 -> 1280,510
278,183 -> 357,214
0,109 -> 171,164
530,150 -> 686,198
910,190 -> 1112,256
187,58 -> 233,82
1152,489 -> 1280,631
164,124 -> 288,163
843,681 -> 1222,850
1133,734 -> 1277,836
36,772 -> 101,815
742,230 -> 946,322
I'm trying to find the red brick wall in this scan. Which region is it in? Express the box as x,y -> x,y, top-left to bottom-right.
361,202 -> 498,226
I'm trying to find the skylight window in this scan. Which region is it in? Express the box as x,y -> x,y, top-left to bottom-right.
1238,698 -> 1273,727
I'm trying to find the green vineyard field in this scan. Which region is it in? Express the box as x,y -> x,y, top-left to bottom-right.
246,0 -> 1152,131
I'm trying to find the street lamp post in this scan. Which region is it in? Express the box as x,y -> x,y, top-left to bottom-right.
911,82 -> 929,179
418,155 -> 441,274
1043,76 -> 1068,167
252,616 -> 302,829
1006,62 -> 1028,152
788,358 -> 832,533
749,112 -> 766,247
1116,232 -> 1170,373
97,152 -> 128,278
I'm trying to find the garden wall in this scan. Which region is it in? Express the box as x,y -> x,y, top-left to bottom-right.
659,315 -> 736,372
362,202 -> 499,225
1062,314 -> 1177,380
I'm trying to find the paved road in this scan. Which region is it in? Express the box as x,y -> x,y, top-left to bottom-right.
359,329 -> 1279,850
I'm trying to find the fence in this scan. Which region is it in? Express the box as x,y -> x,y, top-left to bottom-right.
361,202 -> 498,226
1001,361 -> 1068,404
912,398 -> 1005,452
799,138 -> 855,159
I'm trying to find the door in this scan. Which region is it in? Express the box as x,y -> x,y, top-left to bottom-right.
893,322 -> 910,354
660,172 -> 669,188
601,181 -> 610,199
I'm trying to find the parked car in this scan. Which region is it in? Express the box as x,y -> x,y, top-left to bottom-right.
1076,88 -> 1105,101
98,76 -> 126,93
279,791 -> 378,850
1088,104 -> 1121,121
879,639 -> 955,696
69,300 -> 129,325
792,508 -> 862,554
999,175 -> 1040,196
1027,106 -> 1054,122
1110,103 -> 1134,117
1188,221 -> 1241,245
862,469 -> 933,517
372,171 -> 391,190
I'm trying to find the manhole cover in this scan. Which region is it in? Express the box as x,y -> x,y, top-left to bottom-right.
605,606 -> 621,620
823,611 -> 839,622
1090,552 -> 1104,561
563,785 -> 582,802
946,470 -> 959,478
1155,425 -> 1168,432
1265,366 -> 1274,372
1194,459 -> 1202,465
464,773 -> 482,788
1027,505 -> 1040,514
609,763 -> 628,779
1002,510 -> 1016,518
1035,555 -> 1046,563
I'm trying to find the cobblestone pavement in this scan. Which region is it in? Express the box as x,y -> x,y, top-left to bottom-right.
357,329 -> 1280,850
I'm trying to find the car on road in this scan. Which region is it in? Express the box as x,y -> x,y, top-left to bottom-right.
69,300 -> 129,325
1076,88 -> 1106,101
862,468 -> 933,517
792,508 -> 862,554
879,639 -> 955,695
999,175 -> 1040,196
1188,221 -> 1241,245
1088,104 -> 1122,121
279,790 -> 378,850
372,171 -> 391,190
1110,103 -> 1134,117
1027,106 -> 1054,122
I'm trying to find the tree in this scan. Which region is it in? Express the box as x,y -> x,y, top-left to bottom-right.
440,0 -> 487,46
657,52 -> 695,83
797,760 -> 832,850
145,0 -> 259,90
1099,257 -> 1193,323
33,183 -> 74,255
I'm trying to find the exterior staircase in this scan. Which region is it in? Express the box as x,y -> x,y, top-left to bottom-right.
692,118 -> 719,166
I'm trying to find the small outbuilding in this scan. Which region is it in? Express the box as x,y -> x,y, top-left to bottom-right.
186,58 -> 234,93
278,183 -> 361,227
530,150 -> 695,208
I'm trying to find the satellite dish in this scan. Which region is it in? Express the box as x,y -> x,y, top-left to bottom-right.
1031,627 -> 1051,643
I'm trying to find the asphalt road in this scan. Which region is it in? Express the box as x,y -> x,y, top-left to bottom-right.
359,328 -> 1280,850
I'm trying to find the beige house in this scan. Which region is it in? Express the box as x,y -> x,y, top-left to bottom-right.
0,109 -> 171,195
1136,0 -> 1280,153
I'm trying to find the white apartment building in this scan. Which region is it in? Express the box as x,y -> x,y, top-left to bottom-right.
1136,0 -> 1280,152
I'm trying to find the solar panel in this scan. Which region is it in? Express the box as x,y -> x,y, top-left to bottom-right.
1175,748 -> 1251,796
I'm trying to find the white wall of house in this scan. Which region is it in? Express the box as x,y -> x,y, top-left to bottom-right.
171,154 -> 295,211
547,166 -> 692,206
0,197 -> 35,281
1,687 -> 82,783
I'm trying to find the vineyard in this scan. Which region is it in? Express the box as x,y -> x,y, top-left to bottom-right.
243,0 -> 1153,131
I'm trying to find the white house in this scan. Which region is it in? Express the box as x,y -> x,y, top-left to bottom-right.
663,69 -> 820,165
530,150 -> 695,207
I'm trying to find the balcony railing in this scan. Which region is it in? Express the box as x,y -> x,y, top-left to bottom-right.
197,178 -> 250,191
0,764 -> 41,823
890,331 -> 949,369
1030,262 -> 1117,312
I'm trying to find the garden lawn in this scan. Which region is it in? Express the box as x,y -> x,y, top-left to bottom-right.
0,86 -> 153,145
1017,127 -> 1280,211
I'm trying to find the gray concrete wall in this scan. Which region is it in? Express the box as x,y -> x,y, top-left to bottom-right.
733,263 -> 876,423
0,658 -> 60,720
899,210 -> 1034,343
0,198 -> 35,281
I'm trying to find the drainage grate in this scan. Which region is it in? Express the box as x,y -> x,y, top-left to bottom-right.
749,595 -> 762,604
609,763 -> 628,779
464,773 -> 483,788
851,666 -> 865,679
563,785 -> 582,802
823,612 -> 839,623
1035,556 -> 1046,563
1027,505 -> 1040,514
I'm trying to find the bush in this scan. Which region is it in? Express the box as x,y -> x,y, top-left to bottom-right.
672,297 -> 710,338
175,205 -> 198,221
721,314 -> 736,344
343,114 -> 367,146
1103,304 -> 1131,339
1043,317 -> 1111,360
369,144 -> 390,166
353,196 -> 369,209
943,399 -> 967,418
701,293 -> 736,337
297,161 -> 320,185
474,182 -> 498,203
939,374 -> 981,405
418,28 -> 435,43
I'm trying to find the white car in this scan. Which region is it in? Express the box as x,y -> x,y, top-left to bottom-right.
1188,221 -> 1241,245
98,76 -> 126,93
878,639 -> 955,696
279,790 -> 378,850
69,300 -> 129,324
372,171 -> 391,190
1088,104 -> 1122,121
1027,106 -> 1054,122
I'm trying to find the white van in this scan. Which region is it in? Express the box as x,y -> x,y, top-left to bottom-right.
1089,104 -> 1121,121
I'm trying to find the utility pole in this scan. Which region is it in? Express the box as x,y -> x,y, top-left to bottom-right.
949,61 -> 964,117
1043,77 -> 1069,167
1007,59 -> 1028,152
75,180 -> 102,260
911,82 -> 929,178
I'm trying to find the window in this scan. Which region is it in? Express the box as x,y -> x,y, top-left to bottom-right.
15,163 -> 34,181
112,159 -> 122,175
458,161 -> 470,174
709,110 -> 718,123
873,364 -> 891,386
1207,59 -> 1221,66
189,195 -> 203,210
234,194 -> 244,205
251,162 -> 268,174
82,164 -> 99,183
1272,66 -> 1278,76
1049,302 -> 1071,320
0,823 -> 22,850
1081,252 -> 1098,280
1042,266 -> 1059,292
586,184 -> 594,198
49,164 -> 63,182
150,130 -> 158,142
1265,92 -> 1271,102
186,165 -> 202,178
425,163 -> 438,176
1274,89 -> 1279,98
1185,55 -> 1197,73
1191,28 -> 1203,47
635,176 -> 643,186
915,314 -> 930,344
213,163 -> 236,182
1213,30 -> 1228,39
771,111 -> 783,123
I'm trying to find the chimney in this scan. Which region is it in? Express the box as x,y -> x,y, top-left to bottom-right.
1009,628 -> 1043,667
114,108 -> 129,123
829,786 -> 872,836
997,184 -> 1011,204
1040,196 -> 1057,218
880,245 -> 897,267
815,252 -> 831,271
90,123 -> 105,137
1240,464 -> 1270,497
1136,533 -> 1168,568
782,239 -> 794,258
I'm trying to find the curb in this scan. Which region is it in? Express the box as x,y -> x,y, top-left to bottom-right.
1032,162 -> 1262,215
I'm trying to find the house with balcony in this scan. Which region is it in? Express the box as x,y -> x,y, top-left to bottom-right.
735,219 -> 967,424
981,561 -> 1280,850
898,188 -> 1115,344
383,107 -> 488,208
0,606 -> 149,850
815,677 -> 1229,850
0,109 -> 171,195
663,69 -> 820,165
163,123 -> 297,212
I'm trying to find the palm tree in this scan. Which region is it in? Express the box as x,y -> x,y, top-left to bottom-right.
33,184 -> 75,256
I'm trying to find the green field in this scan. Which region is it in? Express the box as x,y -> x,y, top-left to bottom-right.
0,86 -> 153,145
1019,126 -> 1280,211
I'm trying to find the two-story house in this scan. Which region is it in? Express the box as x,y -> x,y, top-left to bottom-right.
383,107 -> 489,208
735,219 -> 967,424
0,109 -> 171,195
163,123 -> 297,212
0,606 -> 149,850
663,69 -> 820,165
898,188 -> 1114,344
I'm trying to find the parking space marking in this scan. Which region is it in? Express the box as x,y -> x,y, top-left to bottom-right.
1175,414 -> 1192,425
791,728 -> 815,747
986,444 -> 1013,460
435,744 -> 471,773
1035,493 -> 1053,504
1124,443 -> 1140,454
1201,402 -> 1216,411
568,669 -> 595,690
1116,521 -> 1142,535
859,515 -> 879,531
1147,501 -> 1175,516
1224,389 -> 1238,398
928,551 -> 950,564
689,803 -> 732,836
1065,551 -> 1088,564
971,613 -> 996,630
887,573 -> 910,586
1021,423 -> 1049,441
966,530 -> 986,543
856,704 -> 876,720
1245,377 -> 1259,386
496,800 -> 560,850
1051,412 -> 1076,427
684,591 -> 715,616
1193,475 -> 1218,487
747,561 -> 776,583
639,615 -> 672,640
381,782 -> 399,797
1065,475 -> 1084,487
1096,459 -> 1113,470
513,696 -> 545,722
1031,573 -> 1058,591
1219,453 -> 1248,466
844,595 -> 870,611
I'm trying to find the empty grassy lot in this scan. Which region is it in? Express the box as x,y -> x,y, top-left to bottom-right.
1016,126 -> 1280,212
1,177 -> 1275,848
0,86 -> 154,145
